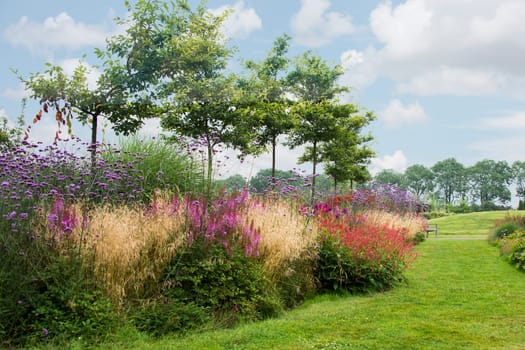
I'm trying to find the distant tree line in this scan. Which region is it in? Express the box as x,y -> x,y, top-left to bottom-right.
372,158 -> 525,211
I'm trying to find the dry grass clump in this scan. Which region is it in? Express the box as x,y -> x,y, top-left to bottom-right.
363,210 -> 427,240
246,199 -> 318,301
60,200 -> 186,306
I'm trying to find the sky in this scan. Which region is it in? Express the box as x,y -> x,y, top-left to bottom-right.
1,0 -> 525,180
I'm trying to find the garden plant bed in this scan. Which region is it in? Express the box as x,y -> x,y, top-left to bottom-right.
65,213 -> 525,349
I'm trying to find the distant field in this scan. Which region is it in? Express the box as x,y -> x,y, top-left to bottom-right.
429,210 -> 525,237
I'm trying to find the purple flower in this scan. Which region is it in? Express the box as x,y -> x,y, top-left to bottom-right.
42,328 -> 49,336
1,181 -> 9,188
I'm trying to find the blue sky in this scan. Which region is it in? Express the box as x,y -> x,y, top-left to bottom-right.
1,0 -> 525,179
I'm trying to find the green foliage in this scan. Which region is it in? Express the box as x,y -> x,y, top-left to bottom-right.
162,239 -> 280,327
0,241 -> 117,347
222,174 -> 247,192
410,231 -> 427,245
431,158 -> 467,206
131,299 -> 210,337
422,211 -> 453,220
403,164 -> 434,199
510,246 -> 525,270
315,234 -> 358,292
513,161 -> 525,203
236,34 -> 295,178
372,169 -> 405,188
468,159 -> 513,206
490,221 -> 520,242
489,213 -> 525,271
315,232 -> 409,294
448,199 -> 472,214
103,135 -> 204,197
248,168 -> 298,192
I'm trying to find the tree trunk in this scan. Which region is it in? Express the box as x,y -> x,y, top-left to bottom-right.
311,141 -> 317,203
90,113 -> 98,168
271,135 -> 276,190
207,140 -> 213,198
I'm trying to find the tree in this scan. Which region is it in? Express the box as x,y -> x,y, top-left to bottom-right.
286,52 -> 351,200
321,112 -> 374,192
403,164 -> 434,199
19,63 -> 105,163
223,174 -> 247,192
248,168 -> 298,193
468,160 -> 513,206
98,0 -> 237,193
431,158 -> 466,207
0,102 -> 24,151
237,34 -> 295,183
372,169 -> 405,188
513,161 -> 525,206
19,0 -> 177,162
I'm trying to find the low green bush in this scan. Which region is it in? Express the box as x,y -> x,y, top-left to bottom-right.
0,243 -> 117,347
422,211 -> 454,220
131,299 -> 211,337
410,231 -> 427,245
489,221 -> 520,243
162,239 -> 281,327
495,230 -> 525,272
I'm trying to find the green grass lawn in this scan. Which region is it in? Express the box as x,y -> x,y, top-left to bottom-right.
429,210 -> 524,237
71,212 -> 525,350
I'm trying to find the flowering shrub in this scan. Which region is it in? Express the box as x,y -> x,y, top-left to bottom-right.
0,138 -> 173,346
490,215 -> 525,271
326,184 -> 421,214
313,193 -> 419,293
161,191 -> 279,325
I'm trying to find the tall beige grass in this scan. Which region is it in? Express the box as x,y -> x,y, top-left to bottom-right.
247,199 -> 319,298
362,210 -> 427,239
57,200 -> 187,306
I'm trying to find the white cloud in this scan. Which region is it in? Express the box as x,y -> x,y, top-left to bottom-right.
59,59 -> 101,90
137,118 -> 162,137
348,0 -> 525,97
339,48 -> 381,97
370,150 -> 408,175
1,84 -> 29,101
379,99 -> 428,127
480,112 -> 525,129
4,12 -> 113,53
468,136 -> 525,163
396,66 -> 503,96
291,0 -> 355,47
370,0 -> 433,59
209,1 -> 262,40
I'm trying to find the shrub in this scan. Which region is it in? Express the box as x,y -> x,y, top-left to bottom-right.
162,239 -> 279,326
131,298 -> 210,337
315,207 -> 416,293
0,236 -> 117,347
422,211 -> 453,220
329,184 -> 421,215
489,221 -> 520,243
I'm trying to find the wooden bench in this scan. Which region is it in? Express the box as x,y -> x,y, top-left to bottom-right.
426,224 -> 438,238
